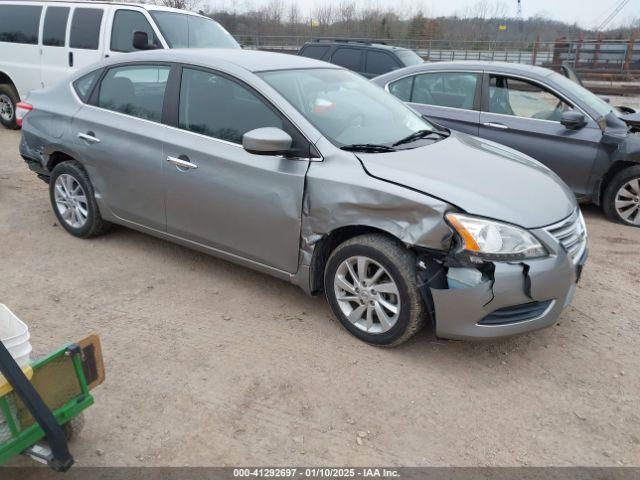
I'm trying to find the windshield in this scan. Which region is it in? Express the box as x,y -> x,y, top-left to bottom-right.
150,12 -> 239,49
396,49 -> 423,67
550,71 -> 612,119
259,68 -> 434,147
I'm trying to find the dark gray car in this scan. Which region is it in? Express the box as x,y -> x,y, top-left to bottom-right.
19,50 -> 586,346
373,61 -> 640,227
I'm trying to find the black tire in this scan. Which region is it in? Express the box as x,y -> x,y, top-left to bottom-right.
0,83 -> 20,130
602,165 -> 640,227
49,160 -> 111,238
324,234 -> 427,347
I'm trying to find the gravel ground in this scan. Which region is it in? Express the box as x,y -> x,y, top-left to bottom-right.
1,127 -> 639,467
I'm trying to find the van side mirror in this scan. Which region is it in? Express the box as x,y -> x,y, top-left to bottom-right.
133,31 -> 156,50
561,111 -> 587,130
243,128 -> 292,155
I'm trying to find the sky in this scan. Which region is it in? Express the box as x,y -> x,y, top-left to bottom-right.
207,0 -> 640,30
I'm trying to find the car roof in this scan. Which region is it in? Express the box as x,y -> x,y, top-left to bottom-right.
303,40 -> 411,52
379,60 -> 555,78
10,0 -> 206,16
100,49 -> 340,73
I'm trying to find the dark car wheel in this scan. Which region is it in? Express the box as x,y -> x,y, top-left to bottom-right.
0,84 -> 20,130
603,166 -> 640,227
324,234 -> 427,346
49,161 -> 111,238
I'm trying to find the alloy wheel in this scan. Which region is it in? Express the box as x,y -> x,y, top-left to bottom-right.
333,256 -> 401,334
0,94 -> 13,123
54,174 -> 89,229
614,178 -> 640,225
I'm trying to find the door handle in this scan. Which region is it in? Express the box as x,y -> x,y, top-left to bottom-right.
167,155 -> 197,170
68,51 -> 73,67
77,132 -> 100,144
483,122 -> 509,130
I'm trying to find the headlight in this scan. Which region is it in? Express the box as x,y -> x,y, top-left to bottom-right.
446,213 -> 547,260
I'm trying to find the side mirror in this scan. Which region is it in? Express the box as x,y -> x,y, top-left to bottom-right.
561,111 -> 587,130
133,31 -> 156,50
242,127 -> 292,155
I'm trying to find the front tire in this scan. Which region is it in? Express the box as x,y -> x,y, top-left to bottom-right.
324,234 -> 426,346
0,84 -> 19,130
603,166 -> 640,227
49,161 -> 111,238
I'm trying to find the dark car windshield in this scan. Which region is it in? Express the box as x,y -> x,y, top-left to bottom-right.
259,68 -> 434,147
396,49 -> 423,66
150,11 -> 239,49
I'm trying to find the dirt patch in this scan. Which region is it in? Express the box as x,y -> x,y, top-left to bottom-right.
1,128 -> 639,467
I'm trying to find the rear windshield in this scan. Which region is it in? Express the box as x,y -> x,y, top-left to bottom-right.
396,49 -> 423,67
149,11 -> 239,49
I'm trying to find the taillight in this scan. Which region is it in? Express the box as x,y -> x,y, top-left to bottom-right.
15,102 -> 33,128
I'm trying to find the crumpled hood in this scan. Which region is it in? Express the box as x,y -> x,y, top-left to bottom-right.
618,111 -> 640,132
357,132 -> 576,229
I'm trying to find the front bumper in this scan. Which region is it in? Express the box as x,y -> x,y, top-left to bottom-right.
430,227 -> 587,341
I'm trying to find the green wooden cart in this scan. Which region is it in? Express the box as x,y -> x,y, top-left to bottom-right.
0,334 -> 104,471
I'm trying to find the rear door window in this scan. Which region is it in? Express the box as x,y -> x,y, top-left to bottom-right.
365,51 -> 399,75
43,7 -> 70,47
300,45 -> 329,60
0,4 -> 42,45
331,48 -> 363,71
70,8 -> 103,50
97,65 -> 170,122
111,9 -> 159,52
412,72 -> 479,110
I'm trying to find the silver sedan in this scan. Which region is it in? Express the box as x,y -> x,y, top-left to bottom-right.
19,50 -> 586,345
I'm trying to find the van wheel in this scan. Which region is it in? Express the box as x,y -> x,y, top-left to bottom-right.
0,84 -> 19,130
49,161 -> 111,238
324,234 -> 426,347
603,166 -> 640,227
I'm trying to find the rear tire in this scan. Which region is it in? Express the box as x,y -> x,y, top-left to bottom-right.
0,84 -> 19,130
324,234 -> 426,347
49,160 -> 111,238
602,166 -> 640,227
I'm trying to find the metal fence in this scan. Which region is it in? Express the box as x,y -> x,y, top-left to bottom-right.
233,35 -> 640,74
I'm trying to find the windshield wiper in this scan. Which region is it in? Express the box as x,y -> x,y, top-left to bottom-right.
392,129 -> 450,147
340,144 -> 397,153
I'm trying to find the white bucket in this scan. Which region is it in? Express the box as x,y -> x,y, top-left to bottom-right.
0,304 -> 32,368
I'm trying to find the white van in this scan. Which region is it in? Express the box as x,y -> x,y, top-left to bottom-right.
0,1 -> 239,128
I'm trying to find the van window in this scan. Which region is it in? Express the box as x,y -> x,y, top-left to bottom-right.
70,8 -> 103,50
331,48 -> 362,71
300,45 -> 329,60
149,12 -> 239,49
178,68 -> 283,144
98,65 -> 170,122
0,5 -> 42,45
43,7 -> 70,47
111,10 -> 159,52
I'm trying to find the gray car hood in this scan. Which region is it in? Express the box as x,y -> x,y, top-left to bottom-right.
357,132 -> 576,229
